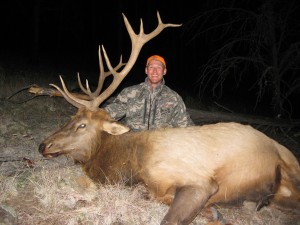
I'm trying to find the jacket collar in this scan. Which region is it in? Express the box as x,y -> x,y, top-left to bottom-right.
144,77 -> 165,93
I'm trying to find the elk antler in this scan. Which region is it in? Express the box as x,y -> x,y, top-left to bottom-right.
50,11 -> 182,111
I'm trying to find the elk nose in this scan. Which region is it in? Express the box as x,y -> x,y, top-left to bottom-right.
38,143 -> 46,154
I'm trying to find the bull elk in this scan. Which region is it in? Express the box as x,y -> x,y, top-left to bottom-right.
38,11 -> 300,225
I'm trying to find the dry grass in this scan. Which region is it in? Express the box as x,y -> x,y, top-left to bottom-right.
1,165 -> 169,225
1,164 -> 298,225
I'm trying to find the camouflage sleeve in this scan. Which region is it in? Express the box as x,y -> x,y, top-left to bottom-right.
171,96 -> 194,127
103,89 -> 128,120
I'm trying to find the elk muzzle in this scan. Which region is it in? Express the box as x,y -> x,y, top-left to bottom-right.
39,142 -> 60,158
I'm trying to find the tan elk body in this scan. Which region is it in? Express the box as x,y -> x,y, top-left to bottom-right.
37,12 -> 300,225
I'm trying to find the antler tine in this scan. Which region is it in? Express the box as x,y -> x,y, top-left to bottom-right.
97,45 -> 106,96
146,11 -> 182,39
94,47 -> 125,96
76,46 -> 126,99
50,76 -> 93,109
77,73 -> 93,99
91,11 -> 182,108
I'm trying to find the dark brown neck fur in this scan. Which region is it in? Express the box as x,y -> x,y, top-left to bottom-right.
82,131 -> 150,185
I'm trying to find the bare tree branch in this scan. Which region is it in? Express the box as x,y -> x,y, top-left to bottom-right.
185,0 -> 300,118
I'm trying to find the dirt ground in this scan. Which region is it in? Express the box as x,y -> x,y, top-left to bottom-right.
0,96 -> 300,225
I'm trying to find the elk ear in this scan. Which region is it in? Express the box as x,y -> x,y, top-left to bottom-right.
103,121 -> 130,135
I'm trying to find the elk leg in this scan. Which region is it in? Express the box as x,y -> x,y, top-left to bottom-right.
160,181 -> 218,225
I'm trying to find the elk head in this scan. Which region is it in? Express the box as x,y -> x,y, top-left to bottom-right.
38,12 -> 181,161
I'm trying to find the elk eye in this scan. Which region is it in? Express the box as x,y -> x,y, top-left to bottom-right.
78,124 -> 86,129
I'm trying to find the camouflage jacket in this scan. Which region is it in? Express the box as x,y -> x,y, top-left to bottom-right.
104,78 -> 194,131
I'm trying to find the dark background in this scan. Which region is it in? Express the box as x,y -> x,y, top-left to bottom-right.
1,0 -> 299,119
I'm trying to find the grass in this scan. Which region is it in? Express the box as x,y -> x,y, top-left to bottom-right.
1,165 -> 171,225
1,164 -> 298,225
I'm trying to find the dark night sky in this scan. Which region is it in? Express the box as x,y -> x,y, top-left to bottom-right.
1,0 -> 299,118
1,1 -> 204,88
1,1 -> 204,77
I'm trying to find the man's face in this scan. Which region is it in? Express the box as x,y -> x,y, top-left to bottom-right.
145,59 -> 167,86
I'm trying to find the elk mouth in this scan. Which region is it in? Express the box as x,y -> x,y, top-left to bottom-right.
42,152 -> 61,158
39,143 -> 63,158
39,143 -> 87,162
